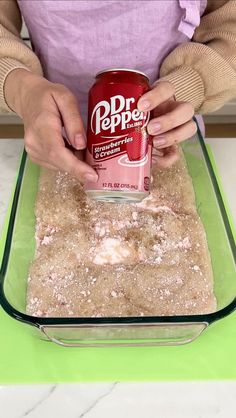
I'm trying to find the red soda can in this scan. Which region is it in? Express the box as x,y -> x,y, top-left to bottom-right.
85,69 -> 152,202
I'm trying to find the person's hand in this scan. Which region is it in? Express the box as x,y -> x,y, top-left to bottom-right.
4,69 -> 98,183
138,81 -> 197,168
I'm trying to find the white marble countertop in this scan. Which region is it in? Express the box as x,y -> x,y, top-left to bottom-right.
0,137 -> 235,418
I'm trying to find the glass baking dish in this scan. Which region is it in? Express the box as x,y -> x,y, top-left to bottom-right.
0,127 -> 235,347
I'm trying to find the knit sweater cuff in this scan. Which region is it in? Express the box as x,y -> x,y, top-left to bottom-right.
0,57 -> 30,113
160,66 -> 205,112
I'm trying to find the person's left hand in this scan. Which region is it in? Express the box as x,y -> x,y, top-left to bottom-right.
138,81 -> 197,168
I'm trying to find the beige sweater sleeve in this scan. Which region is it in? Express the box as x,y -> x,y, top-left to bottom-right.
160,0 -> 236,113
0,0 -> 42,113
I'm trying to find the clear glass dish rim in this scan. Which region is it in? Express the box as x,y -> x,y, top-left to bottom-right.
0,123 -> 235,328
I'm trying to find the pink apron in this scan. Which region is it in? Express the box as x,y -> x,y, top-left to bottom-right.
18,0 -> 207,126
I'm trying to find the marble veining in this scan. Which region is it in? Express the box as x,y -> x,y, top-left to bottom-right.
22,386 -> 57,417
0,382 -> 236,417
78,383 -> 118,418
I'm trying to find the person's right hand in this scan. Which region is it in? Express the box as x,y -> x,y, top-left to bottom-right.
4,69 -> 98,183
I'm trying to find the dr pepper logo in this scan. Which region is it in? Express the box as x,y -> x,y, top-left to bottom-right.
91,95 -> 149,136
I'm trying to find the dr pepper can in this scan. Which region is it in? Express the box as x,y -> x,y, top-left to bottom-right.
85,69 -> 152,202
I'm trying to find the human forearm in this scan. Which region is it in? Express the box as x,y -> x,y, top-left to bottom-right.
0,0 -> 43,113
160,0 -> 236,114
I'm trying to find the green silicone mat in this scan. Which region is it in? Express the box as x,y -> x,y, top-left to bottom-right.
0,144 -> 235,384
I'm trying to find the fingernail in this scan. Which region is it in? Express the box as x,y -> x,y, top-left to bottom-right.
153,149 -> 164,157
75,134 -> 86,150
139,99 -> 151,110
149,122 -> 161,134
153,136 -> 166,147
84,172 -> 98,182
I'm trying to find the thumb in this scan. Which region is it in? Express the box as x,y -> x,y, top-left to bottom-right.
53,87 -> 86,150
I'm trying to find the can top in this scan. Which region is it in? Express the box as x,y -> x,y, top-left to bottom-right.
96,68 -> 149,81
